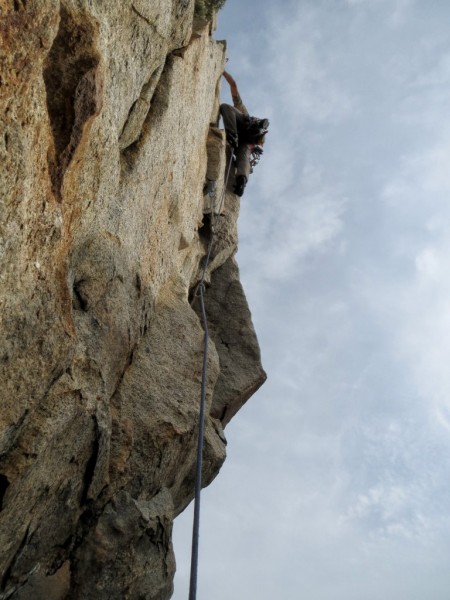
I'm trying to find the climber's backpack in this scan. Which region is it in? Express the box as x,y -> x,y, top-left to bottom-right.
243,116 -> 270,145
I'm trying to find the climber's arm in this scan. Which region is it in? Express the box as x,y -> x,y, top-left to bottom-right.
222,70 -> 249,116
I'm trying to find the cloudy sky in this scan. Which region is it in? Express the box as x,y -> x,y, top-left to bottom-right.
173,1 -> 450,598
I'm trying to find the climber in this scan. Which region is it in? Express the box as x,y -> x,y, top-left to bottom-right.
220,70 -> 269,197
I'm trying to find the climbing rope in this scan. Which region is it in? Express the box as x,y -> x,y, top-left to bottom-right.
188,150 -> 233,600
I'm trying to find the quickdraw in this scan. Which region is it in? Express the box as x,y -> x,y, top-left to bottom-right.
250,145 -> 264,172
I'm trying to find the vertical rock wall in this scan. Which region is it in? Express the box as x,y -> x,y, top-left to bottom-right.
0,1 -> 266,598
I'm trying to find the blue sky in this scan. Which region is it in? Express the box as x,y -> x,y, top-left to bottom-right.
173,1 -> 450,598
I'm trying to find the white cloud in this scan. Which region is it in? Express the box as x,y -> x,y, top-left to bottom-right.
239,164 -> 347,283
263,8 -> 358,126
415,246 -> 440,283
367,129 -> 450,432
388,0 -> 414,27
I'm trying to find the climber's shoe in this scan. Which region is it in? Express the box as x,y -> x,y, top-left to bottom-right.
234,175 -> 247,197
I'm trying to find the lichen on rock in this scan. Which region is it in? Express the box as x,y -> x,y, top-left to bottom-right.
0,1 -> 265,598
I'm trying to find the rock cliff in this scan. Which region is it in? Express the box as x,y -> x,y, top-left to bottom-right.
0,1 -> 266,598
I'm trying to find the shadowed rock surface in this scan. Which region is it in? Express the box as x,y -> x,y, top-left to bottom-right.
0,1 -> 266,598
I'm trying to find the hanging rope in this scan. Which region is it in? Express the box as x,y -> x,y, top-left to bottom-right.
188,150 -> 233,600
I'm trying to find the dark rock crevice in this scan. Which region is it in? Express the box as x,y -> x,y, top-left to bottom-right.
120,56 -> 174,170
72,280 -> 88,311
43,4 -> 102,199
0,475 -> 10,511
13,0 -> 27,11
119,60 -> 166,152
0,525 -> 31,594
79,417 -> 101,506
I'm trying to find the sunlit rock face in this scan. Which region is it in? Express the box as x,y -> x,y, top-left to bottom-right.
0,1 -> 266,598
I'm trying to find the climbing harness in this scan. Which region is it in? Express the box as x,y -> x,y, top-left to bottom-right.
188,152 -> 233,600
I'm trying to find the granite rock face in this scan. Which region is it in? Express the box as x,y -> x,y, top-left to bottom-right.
0,1 -> 266,598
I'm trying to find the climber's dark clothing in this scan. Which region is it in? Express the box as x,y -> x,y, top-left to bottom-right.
220,70 -> 268,196
220,103 -> 251,182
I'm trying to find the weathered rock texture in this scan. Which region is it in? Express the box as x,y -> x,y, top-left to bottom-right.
0,1 -> 266,598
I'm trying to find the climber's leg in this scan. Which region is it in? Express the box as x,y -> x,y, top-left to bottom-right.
220,104 -> 240,149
